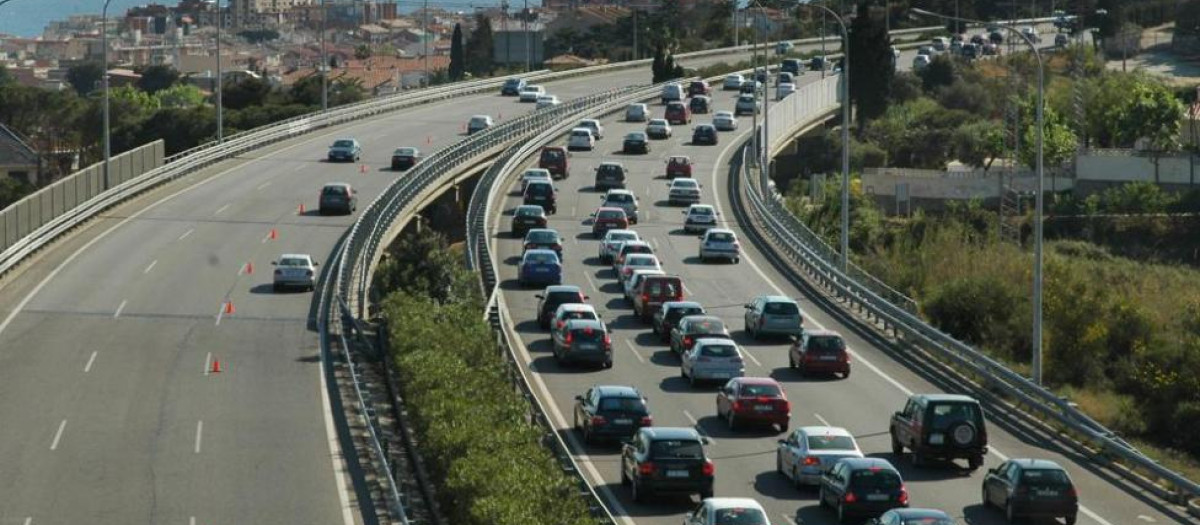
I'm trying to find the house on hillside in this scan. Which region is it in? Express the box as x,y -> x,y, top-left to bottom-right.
0,124 -> 41,186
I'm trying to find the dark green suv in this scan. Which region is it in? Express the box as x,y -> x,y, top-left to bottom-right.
889,394 -> 988,469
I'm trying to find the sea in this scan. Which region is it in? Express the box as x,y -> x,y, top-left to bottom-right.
0,0 -> 502,38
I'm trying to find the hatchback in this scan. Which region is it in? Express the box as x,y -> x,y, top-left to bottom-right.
592,207 -> 630,238
684,204 -> 719,233
913,55 -> 932,70
868,508 -> 956,525
523,180 -> 557,214
743,295 -> 804,339
510,204 -> 548,236
601,189 -> 639,224
538,146 -> 569,179
522,228 -> 564,258
713,111 -> 738,131
692,124 -> 718,145
671,315 -> 731,354
518,249 -> 562,287
391,147 -> 420,170
624,269 -> 666,302
626,103 -> 650,122
594,162 -> 627,191
981,459 -> 1079,524
687,80 -> 711,97
631,275 -> 684,322
272,253 -> 319,291
578,118 -> 604,139
550,303 -> 600,334
698,228 -> 739,263
668,178 -> 702,206
653,301 -> 706,341
623,132 -> 650,154
681,339 -> 745,387
318,182 -> 356,215
819,458 -> 909,522
723,74 -> 745,90
621,427 -> 714,502
781,58 -> 802,75
598,229 -> 639,264
567,128 -> 596,151
717,377 -> 790,431
776,82 -> 796,100
661,82 -> 685,103
575,385 -> 651,444
789,329 -> 850,378
520,168 -> 553,193
553,319 -> 612,368
535,285 -> 588,329
519,84 -> 545,102
688,95 -> 711,115
646,119 -> 673,139
890,394 -> 989,469
667,155 -> 693,179
683,498 -> 768,525
777,426 -> 864,487
535,94 -> 561,109
617,253 -> 662,284
612,241 -> 654,271
327,138 -> 361,162
467,115 -> 493,134
665,101 -> 691,125
735,94 -> 760,116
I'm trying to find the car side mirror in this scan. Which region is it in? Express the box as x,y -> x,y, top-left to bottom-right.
313,261 -> 320,266
271,261 -> 278,266
701,437 -> 711,445
535,294 -> 544,299
574,395 -> 583,401
743,304 -> 752,309
894,410 -> 904,418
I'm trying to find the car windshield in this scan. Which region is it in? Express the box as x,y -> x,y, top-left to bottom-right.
707,232 -> 735,243
527,231 -> 558,243
599,397 -> 646,413
741,384 -> 781,397
928,403 -> 982,430
689,319 -> 726,334
713,508 -> 767,525
516,207 -> 542,217
279,257 -> 308,267
525,252 -> 558,264
606,194 -> 632,204
700,343 -> 738,358
1020,469 -> 1072,488
609,232 -> 638,242
691,207 -> 713,215
764,301 -> 799,315
333,140 -> 354,148
674,180 -> 698,189
394,148 -> 416,156
807,434 -> 856,450
851,469 -> 902,489
807,335 -> 845,353
650,440 -> 704,459
598,210 -> 625,219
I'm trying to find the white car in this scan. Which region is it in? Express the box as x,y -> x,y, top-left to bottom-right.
519,84 -> 545,102
713,111 -> 738,131
536,95 -> 561,109
723,74 -> 745,90
624,269 -> 666,300
683,498 -> 769,525
598,229 -> 639,263
668,178 -> 702,206
683,204 -> 719,233
617,253 -> 662,284
734,94 -> 760,116
578,118 -> 604,139
467,114 -> 493,134
661,82 -> 684,103
698,228 -> 740,263
776,82 -> 796,100
913,55 -> 932,70
777,71 -> 795,85
520,168 -> 553,192
1021,25 -> 1041,42
776,426 -> 864,486
567,127 -> 595,151
775,41 -> 794,54
646,118 -> 673,139
551,303 -> 599,332
272,253 -> 318,291
626,103 -> 649,122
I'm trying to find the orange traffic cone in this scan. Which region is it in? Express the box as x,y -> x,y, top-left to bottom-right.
268,228 -> 278,240
359,164 -> 368,174
244,262 -> 254,275
210,358 -> 222,374
298,203 -> 306,215
223,300 -> 235,315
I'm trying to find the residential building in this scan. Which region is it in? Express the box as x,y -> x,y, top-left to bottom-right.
0,124 -> 40,187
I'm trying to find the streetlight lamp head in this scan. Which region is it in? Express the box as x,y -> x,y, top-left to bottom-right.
909,7 -> 934,17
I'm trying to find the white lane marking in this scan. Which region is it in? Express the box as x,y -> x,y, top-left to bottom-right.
813,413 -> 831,426
49,420 -> 66,450
319,349 -> 360,525
177,228 -> 194,241
571,205 -> 577,216
194,420 -> 203,454
214,304 -> 225,326
624,340 -> 646,364
683,283 -> 693,296
682,409 -> 715,444
204,351 -> 212,376
113,300 -> 127,319
256,181 -> 272,190
190,517 -> 196,525
24,518 -> 32,525
83,351 -> 98,373
779,513 -> 797,525
213,203 -> 230,215
582,272 -> 601,298
652,237 -> 660,249
1137,515 -> 1156,522
707,115 -> 1122,525
741,348 -> 762,367
143,259 -> 158,274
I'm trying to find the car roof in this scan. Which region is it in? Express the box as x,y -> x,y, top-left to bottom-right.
756,295 -> 796,303
605,229 -> 637,236
804,328 -> 841,337
599,161 -> 624,167
664,301 -> 703,309
523,249 -> 558,257
913,393 -> 980,404
470,114 -> 490,119
695,124 -> 715,129
627,131 -> 647,137
1010,458 -> 1066,470
890,508 -> 953,519
596,207 -> 626,213
525,228 -> 558,235
322,182 -> 351,189
630,269 -> 665,277
570,127 -> 592,133
606,189 -> 634,196
642,427 -> 702,440
621,240 -> 651,248
594,384 -> 641,398
543,285 -> 581,293
558,303 -> 597,313
838,457 -> 899,471
516,204 -> 545,212
279,253 -> 312,260
733,376 -> 779,386
798,425 -> 853,437
683,314 -> 723,324
689,204 -> 714,210
705,228 -> 735,236
705,497 -> 765,510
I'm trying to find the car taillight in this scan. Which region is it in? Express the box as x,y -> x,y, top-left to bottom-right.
305,270 -> 314,277
702,460 -> 715,476
591,415 -> 606,426
898,485 -> 909,505
638,462 -> 655,476
556,320 -> 565,330
642,293 -> 649,303
839,352 -> 850,363
525,243 -> 535,250
564,332 -> 573,346
683,336 -> 693,347
844,492 -> 857,504
603,334 -> 611,346
803,456 -> 820,466
732,400 -> 742,411
640,416 -> 653,426
1068,486 -> 1078,498
274,269 -> 282,275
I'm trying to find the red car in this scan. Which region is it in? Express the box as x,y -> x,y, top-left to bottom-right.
666,155 -> 693,179
591,207 -> 629,238
688,80 -> 711,97
539,146 -> 569,179
632,275 -> 684,322
716,377 -> 790,431
788,329 -> 850,378
664,101 -> 691,125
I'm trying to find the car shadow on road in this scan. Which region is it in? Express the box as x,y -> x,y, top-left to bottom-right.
768,366 -> 843,384
599,281 -> 624,294
659,375 -> 712,394
865,452 -> 975,482
514,319 -> 542,334
752,471 -> 815,502
697,415 -> 786,441
594,483 -> 698,518
649,349 -> 678,367
250,283 -> 285,294
633,331 -> 665,347
531,355 -> 607,374
583,256 -> 607,266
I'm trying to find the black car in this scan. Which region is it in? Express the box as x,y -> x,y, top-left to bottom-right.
890,394 -> 988,469
810,56 -> 826,71
688,96 -> 711,115
391,147 -> 420,170
554,319 -> 613,368
982,459 -> 1079,524
623,132 -> 650,154
510,204 -> 547,236
621,427 -> 714,502
653,301 -> 706,342
989,31 -> 1004,44
536,285 -> 588,329
575,385 -> 652,444
594,162 -> 628,191
781,58 -> 801,75
819,458 -> 909,522
670,315 -> 731,354
523,228 -> 564,258
523,180 -> 557,214
692,125 -> 718,145
318,183 -> 356,215
501,77 -> 527,96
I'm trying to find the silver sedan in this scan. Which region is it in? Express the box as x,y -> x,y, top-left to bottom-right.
681,338 -> 745,387
776,426 -> 864,486
272,253 -> 318,291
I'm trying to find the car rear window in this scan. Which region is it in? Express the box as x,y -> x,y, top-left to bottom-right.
562,310 -> 597,321
928,402 -> 982,429
1020,469 -> 1072,488
599,397 -> 646,413
598,210 -> 625,220
599,165 -> 623,175
322,186 -> 348,196
807,335 -> 845,354
645,280 -> 679,298
547,291 -> 582,304
713,508 -> 767,525
700,344 -> 738,358
850,469 -> 902,489
525,252 -> 557,264
570,326 -> 606,342
669,157 -> 689,165
764,302 -> 799,315
689,319 -> 726,334
650,440 -> 704,459
541,150 -> 564,161
279,258 -> 308,267
516,207 -> 542,217
606,194 -> 632,204
740,384 -> 781,397
609,232 -> 637,242
527,231 -> 558,243
807,434 -> 856,451
624,245 -> 653,255
707,232 -> 734,243
526,183 -> 552,196
670,307 -> 704,319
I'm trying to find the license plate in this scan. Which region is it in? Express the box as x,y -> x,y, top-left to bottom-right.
819,355 -> 837,361
929,433 -> 945,445
1036,490 -> 1059,497
666,470 -> 689,478
613,418 -> 632,425
754,405 -> 773,411
866,494 -> 889,502
578,344 -> 597,351
535,268 -> 549,273
712,373 -> 730,379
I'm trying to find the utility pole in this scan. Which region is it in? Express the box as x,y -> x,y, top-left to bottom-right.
102,0 -> 114,190
320,0 -> 327,110
524,0 -> 530,71
423,0 -> 429,83
215,0 -> 223,143
633,9 -> 638,60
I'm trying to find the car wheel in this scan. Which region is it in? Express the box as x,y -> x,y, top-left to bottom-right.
981,486 -> 991,508
788,353 -> 797,369
969,455 -> 983,470
1065,513 -> 1077,525
776,453 -> 784,474
818,486 -> 829,508
583,426 -> 593,445
890,432 -> 903,456
1005,500 -> 1016,523
699,488 -> 713,499
631,478 -> 645,503
689,371 -> 697,388
621,466 -> 630,485
272,283 -> 281,292
727,412 -> 737,431
840,370 -> 850,379
912,449 -> 925,467
837,502 -> 849,524
603,359 -> 613,369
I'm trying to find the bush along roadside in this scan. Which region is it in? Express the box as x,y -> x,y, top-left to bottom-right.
377,231 -> 594,525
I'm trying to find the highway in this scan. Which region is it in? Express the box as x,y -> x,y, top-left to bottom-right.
489,54 -> 1192,525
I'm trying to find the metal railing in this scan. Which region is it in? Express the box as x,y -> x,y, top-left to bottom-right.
737,78 -> 1200,508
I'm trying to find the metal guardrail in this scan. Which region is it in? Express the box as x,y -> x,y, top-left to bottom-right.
736,79 -> 1200,507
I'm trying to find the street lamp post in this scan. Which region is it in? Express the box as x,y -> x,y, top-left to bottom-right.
912,7 -> 1047,385
321,0 -> 328,110
102,0 -> 114,190
215,0 -> 223,142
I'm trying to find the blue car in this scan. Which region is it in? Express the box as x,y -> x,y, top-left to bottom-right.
328,138 -> 361,162
519,249 -> 563,287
